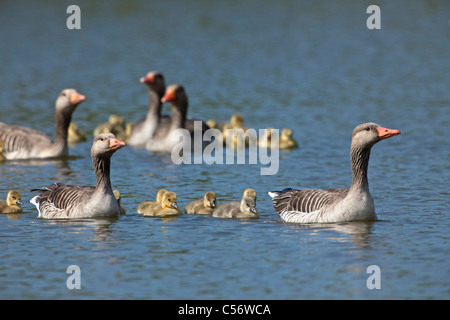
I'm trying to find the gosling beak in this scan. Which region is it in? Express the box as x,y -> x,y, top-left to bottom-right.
109,138 -> 127,151
250,207 -> 257,214
161,89 -> 176,103
17,199 -> 24,206
210,200 -> 216,208
171,202 -> 178,209
377,126 -> 401,140
70,91 -> 86,105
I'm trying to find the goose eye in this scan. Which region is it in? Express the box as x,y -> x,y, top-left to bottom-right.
365,127 -> 370,131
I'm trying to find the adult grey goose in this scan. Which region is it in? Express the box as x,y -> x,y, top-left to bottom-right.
128,72 -> 209,149
0,89 -> 85,160
127,71 -> 167,147
145,84 -> 209,152
30,133 -> 126,219
268,123 -> 400,223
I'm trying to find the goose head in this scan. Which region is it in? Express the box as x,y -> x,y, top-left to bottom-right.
91,133 -> 126,159
230,114 -> 245,128
161,84 -> 188,111
7,190 -> 23,207
140,71 -> 166,97
56,88 -> 86,114
351,122 -> 400,149
203,191 -> 217,208
161,191 -> 178,209
243,188 -> 257,201
240,196 -> 257,215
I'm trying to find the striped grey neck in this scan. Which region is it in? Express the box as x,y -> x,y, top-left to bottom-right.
92,155 -> 112,192
350,145 -> 371,191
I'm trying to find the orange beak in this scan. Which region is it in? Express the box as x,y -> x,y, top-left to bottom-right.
377,126 -> 401,140
70,91 -> 86,105
139,73 -> 154,84
109,138 -> 127,151
161,89 -> 176,103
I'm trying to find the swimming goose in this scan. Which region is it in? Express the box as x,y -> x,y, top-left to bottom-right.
142,191 -> 182,217
146,84 -> 210,152
0,88 -> 86,160
30,133 -> 126,219
0,190 -> 23,214
185,191 -> 216,214
268,123 -> 400,223
127,71 -> 166,147
137,189 -> 168,214
212,196 -> 258,219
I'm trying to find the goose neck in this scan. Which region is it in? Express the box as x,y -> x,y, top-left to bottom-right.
53,109 -> 72,153
349,145 -> 371,191
92,155 -> 112,193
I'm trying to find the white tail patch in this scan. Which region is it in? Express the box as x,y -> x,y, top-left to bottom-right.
29,196 -> 42,218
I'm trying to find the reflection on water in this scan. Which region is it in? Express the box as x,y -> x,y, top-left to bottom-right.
40,217 -> 120,241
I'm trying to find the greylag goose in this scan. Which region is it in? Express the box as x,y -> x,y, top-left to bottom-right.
127,71 -> 167,147
137,188 -> 168,214
0,88 -> 85,160
141,191 -> 182,217
146,84 -> 210,152
30,133 -> 126,219
212,196 -> 258,219
0,190 -> 23,214
185,191 -> 217,214
268,123 -> 400,223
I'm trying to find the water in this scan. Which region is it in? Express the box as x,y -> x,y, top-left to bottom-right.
0,0 -> 449,300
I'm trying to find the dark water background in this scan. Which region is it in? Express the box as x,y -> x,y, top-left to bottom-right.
0,0 -> 449,299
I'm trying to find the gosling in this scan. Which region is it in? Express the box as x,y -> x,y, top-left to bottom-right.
212,196 -> 257,219
185,191 -> 216,215
142,191 -> 181,217
0,190 -> 24,214
137,189 -> 167,214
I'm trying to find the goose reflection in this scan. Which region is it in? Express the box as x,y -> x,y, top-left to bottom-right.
38,217 -> 119,241
283,221 -> 376,248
